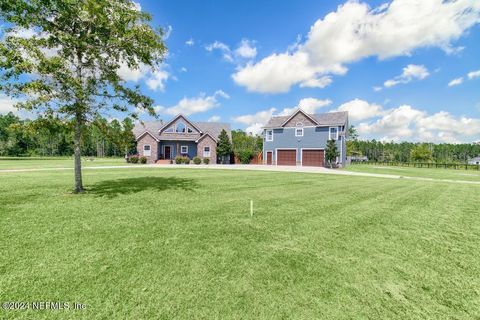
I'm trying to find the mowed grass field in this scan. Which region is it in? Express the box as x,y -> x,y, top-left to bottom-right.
346,163 -> 480,182
1,162 -> 480,319
0,157 -> 127,170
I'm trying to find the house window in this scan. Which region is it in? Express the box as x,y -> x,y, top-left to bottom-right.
164,126 -> 174,133
203,146 -> 211,157
187,127 -> 193,133
329,127 -> 338,140
180,145 -> 188,154
295,128 -> 304,137
176,122 -> 186,133
266,130 -> 273,142
143,144 -> 151,157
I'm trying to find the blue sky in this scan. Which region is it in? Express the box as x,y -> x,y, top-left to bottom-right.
1,0 -> 480,143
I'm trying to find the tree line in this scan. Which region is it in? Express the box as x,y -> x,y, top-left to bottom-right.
0,112 -> 136,157
347,126 -> 480,163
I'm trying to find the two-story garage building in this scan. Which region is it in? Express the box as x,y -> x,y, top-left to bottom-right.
262,109 -> 348,167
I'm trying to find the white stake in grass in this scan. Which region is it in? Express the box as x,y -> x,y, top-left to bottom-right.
250,200 -> 253,217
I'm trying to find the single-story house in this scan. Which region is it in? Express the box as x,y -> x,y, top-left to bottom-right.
262,109 -> 348,167
468,156 -> 480,165
133,114 -> 231,164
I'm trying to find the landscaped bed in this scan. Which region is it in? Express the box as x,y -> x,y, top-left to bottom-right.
1,165 -> 479,319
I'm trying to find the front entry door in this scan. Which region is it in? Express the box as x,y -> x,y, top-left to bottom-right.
266,151 -> 272,165
164,146 -> 171,159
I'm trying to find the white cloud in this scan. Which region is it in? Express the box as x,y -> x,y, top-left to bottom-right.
163,25 -> 173,40
185,38 -> 194,46
235,39 -> 257,59
383,64 -> 429,88
298,98 -> 332,111
245,123 -> 265,135
355,103 -> 480,143
0,95 -> 17,114
118,62 -> 150,82
145,69 -> 170,91
467,69 -> 480,79
205,41 -> 233,62
207,115 -> 221,122
155,90 -> 229,116
358,105 -> 425,139
448,77 -> 463,87
233,108 -> 277,135
373,86 -> 383,92
299,76 -> 332,89
207,39 -> 258,63
233,108 -> 277,126
233,0 -> 480,93
279,98 -> 332,115
335,98 -> 383,121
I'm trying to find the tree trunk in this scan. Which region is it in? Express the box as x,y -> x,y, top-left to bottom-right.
73,112 -> 84,193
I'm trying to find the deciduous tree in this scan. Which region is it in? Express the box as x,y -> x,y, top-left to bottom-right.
0,0 -> 166,192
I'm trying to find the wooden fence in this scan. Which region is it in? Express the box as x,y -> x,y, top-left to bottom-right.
234,152 -> 263,165
351,161 -> 480,170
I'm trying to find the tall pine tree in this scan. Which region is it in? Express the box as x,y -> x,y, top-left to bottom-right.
216,129 -> 232,164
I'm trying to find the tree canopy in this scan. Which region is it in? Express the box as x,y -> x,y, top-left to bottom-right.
410,144 -> 433,162
231,129 -> 262,164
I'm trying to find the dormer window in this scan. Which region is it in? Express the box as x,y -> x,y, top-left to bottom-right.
164,126 -> 174,133
176,122 -> 186,133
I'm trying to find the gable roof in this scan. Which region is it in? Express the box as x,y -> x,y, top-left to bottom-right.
133,121 -> 164,140
263,111 -> 348,129
133,116 -> 231,142
158,114 -> 203,134
195,132 -> 218,143
280,109 -> 319,127
194,121 -> 231,140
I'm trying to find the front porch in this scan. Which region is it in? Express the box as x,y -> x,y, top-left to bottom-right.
158,140 -> 197,160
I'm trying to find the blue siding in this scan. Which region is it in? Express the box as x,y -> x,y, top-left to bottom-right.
159,140 -> 197,159
263,126 -> 346,165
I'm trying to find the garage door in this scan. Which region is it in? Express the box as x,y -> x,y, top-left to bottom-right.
277,149 -> 297,166
302,149 -> 324,167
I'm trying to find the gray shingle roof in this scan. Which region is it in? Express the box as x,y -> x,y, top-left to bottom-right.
133,119 -> 231,141
263,111 -> 348,128
195,122 -> 231,140
133,121 -> 164,140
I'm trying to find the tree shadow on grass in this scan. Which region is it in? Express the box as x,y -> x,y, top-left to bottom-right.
89,177 -> 198,198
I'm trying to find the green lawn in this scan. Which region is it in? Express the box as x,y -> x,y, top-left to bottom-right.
0,157 -> 127,170
346,163 -> 480,182
1,166 -> 480,319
